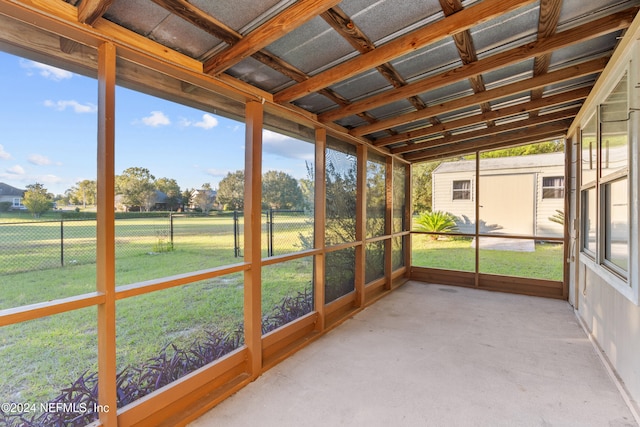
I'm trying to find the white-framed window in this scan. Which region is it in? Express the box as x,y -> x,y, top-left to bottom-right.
579,69 -> 631,285
12,197 -> 22,207
452,179 -> 471,200
542,176 -> 564,199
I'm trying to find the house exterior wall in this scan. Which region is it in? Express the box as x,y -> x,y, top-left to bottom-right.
569,20 -> 640,413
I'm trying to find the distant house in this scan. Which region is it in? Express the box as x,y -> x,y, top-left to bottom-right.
190,188 -> 218,211
115,190 -> 170,212
0,182 -> 26,210
432,152 -> 565,237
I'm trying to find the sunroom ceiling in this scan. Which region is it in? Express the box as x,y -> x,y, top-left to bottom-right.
59,0 -> 639,162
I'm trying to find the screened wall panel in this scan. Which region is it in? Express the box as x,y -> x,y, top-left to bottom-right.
392,162 -> 406,234
366,151 -> 386,239
325,137 -> 357,247
325,247 -> 356,304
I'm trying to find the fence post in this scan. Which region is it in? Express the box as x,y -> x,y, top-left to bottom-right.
60,219 -> 64,267
233,210 -> 239,257
169,212 -> 174,248
269,208 -> 274,257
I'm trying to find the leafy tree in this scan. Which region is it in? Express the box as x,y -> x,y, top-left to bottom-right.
262,170 -> 304,210
217,170 -> 245,210
181,188 -> 193,211
194,183 -> 217,214
116,167 -> 156,212
478,139 -> 565,159
68,179 -> 97,208
23,183 -> 52,217
411,160 -> 443,213
155,177 -> 181,211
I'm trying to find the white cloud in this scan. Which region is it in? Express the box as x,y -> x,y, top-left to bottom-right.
206,168 -> 229,178
194,114 -> 219,129
20,59 -> 73,81
262,129 -> 314,161
44,99 -> 97,114
28,154 -> 52,166
7,165 -> 25,175
0,144 -> 11,160
142,111 -> 171,127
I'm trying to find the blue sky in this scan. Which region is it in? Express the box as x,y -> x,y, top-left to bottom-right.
0,50 -> 314,196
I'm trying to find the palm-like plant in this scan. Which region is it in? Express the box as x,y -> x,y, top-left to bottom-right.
415,210 -> 458,239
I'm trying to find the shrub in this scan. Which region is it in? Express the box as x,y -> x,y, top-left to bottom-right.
415,210 -> 458,238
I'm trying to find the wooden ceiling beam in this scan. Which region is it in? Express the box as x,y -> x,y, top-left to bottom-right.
151,0 -> 241,45
204,0 -> 341,75
404,122 -> 570,161
350,56 -> 608,137
391,107 -> 579,155
318,7 -> 637,123
374,86 -> 590,147
274,0 -> 538,103
530,0 -> 563,116
77,0 -> 113,25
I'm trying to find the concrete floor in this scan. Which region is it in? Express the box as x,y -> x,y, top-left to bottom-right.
190,282 -> 637,427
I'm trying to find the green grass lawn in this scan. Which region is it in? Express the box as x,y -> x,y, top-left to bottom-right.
0,212 -> 314,405
412,235 -> 564,281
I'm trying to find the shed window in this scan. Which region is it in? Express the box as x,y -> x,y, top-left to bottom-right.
452,180 -> 471,200
542,177 -> 564,199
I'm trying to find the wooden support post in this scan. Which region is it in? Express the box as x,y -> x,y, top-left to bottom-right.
384,157 -> 393,290
355,145 -> 367,307
96,41 -> 117,426
314,128 -> 327,330
405,162 -> 412,274
244,100 -> 263,378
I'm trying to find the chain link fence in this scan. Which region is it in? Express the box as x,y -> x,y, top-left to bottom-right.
0,210 -> 313,276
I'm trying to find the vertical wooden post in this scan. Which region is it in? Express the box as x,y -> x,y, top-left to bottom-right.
96,42 -> 117,426
244,100 -> 263,378
474,153 -> 480,288
405,162 -> 412,275
562,135 -> 572,300
355,145 -> 367,307
384,157 -> 393,290
314,128 -> 326,330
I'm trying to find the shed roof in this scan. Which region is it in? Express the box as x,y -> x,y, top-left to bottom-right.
0,182 -> 25,196
433,151 -> 565,173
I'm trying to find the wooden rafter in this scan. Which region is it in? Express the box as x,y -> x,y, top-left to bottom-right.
318,7 -> 637,123
530,0 -> 563,116
274,0 -> 538,103
439,0 -> 494,125
350,56 -> 608,136
204,0 -> 342,75
78,0 -> 113,25
374,86 -> 590,147
404,121 -> 571,161
391,107 -> 579,155
321,6 -> 431,134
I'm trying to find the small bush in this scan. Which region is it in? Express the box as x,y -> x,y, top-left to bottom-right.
414,210 -> 458,238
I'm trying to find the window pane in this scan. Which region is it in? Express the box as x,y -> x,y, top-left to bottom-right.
325,247 -> 355,303
392,236 -> 405,271
600,72 -> 628,177
478,238 -> 564,281
116,274 -> 244,407
0,307 -> 98,424
582,187 -> 597,254
581,114 -> 597,185
115,84 -> 246,285
392,162 -> 406,233
542,177 -> 564,199
365,241 -> 385,283
479,143 -> 565,237
325,137 -> 357,246
411,234 -> 475,272
422,157 -> 476,234
367,151 -> 386,238
604,178 -> 628,273
0,51 -> 98,308
262,123 -> 315,256
262,256 -> 314,334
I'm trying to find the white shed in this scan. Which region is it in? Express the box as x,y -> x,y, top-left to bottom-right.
431,152 -> 565,237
